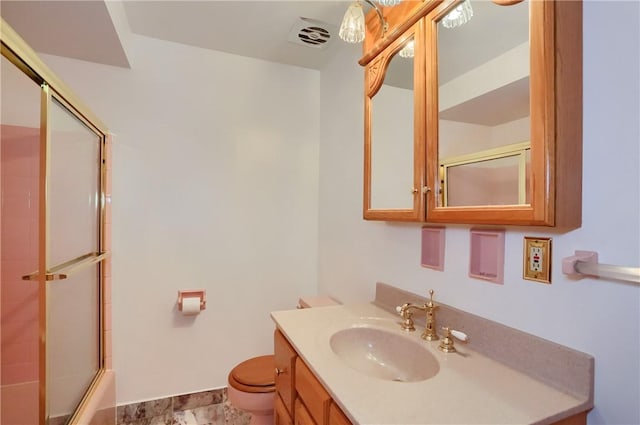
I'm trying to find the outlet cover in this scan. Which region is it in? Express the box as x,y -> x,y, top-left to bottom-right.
523,237 -> 552,283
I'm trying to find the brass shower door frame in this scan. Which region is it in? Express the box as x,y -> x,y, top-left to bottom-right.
1,18 -> 110,425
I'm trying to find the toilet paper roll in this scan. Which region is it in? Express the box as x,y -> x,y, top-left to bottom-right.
181,297 -> 201,315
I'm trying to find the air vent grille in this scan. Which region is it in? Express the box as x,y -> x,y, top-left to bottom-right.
287,18 -> 334,50
298,26 -> 330,47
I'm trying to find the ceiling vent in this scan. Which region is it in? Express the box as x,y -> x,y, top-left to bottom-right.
287,17 -> 334,49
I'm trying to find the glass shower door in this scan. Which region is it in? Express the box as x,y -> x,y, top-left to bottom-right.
3,21 -> 110,424
45,94 -> 103,424
0,51 -> 41,425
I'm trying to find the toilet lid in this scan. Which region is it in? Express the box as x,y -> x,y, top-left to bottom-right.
231,355 -> 275,387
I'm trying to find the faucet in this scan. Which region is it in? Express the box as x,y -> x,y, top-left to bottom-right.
395,289 -> 439,340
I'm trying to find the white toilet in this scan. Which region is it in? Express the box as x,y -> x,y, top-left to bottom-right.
227,296 -> 339,425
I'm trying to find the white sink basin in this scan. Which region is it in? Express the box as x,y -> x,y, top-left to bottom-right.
329,326 -> 439,382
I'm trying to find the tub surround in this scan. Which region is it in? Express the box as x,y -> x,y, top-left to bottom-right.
271,283 -> 594,425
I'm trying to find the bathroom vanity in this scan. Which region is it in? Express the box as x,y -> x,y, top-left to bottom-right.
274,330 -> 350,425
271,284 -> 594,425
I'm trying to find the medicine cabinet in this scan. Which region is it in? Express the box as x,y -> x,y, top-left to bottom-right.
361,0 -> 583,228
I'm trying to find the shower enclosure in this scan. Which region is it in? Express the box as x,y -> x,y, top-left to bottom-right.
1,20 -> 112,425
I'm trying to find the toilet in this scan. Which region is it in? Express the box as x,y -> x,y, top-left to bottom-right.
227,355 -> 276,425
227,296 -> 339,425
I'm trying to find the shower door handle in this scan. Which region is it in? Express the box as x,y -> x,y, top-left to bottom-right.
21,251 -> 110,281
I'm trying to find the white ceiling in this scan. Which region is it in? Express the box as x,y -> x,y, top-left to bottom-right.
122,1 -> 353,70
1,0 -> 530,126
1,0 -> 355,70
1,0 -> 130,68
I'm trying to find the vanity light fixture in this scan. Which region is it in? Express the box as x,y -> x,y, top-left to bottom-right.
399,39 -> 415,58
441,0 -> 474,29
339,0 -> 398,44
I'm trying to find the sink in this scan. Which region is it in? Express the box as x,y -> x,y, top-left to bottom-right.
329,326 -> 439,382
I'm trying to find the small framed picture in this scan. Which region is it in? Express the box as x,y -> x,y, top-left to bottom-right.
523,237 -> 552,284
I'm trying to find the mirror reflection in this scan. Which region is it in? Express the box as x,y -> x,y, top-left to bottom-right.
440,142 -> 530,206
370,36 -> 414,210
437,0 -> 530,207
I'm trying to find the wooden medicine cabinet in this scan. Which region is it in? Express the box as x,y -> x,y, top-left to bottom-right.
361,0 -> 582,229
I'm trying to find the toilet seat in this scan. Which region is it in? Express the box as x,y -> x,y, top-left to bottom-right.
228,355 -> 275,393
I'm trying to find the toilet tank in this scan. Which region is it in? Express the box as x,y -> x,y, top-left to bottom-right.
297,296 -> 340,309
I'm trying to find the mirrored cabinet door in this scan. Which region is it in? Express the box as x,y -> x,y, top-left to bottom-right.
424,0 -> 582,228
364,21 -> 426,221
434,0 -> 530,208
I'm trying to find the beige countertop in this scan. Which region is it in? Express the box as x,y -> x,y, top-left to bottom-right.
271,303 -> 590,425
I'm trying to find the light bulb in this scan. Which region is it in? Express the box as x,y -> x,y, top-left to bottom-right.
399,40 -> 414,58
339,1 -> 366,43
442,0 -> 474,29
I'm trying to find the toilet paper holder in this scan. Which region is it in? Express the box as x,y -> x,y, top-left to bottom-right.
177,289 -> 206,312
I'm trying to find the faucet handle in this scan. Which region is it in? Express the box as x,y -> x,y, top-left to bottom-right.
427,289 -> 437,307
450,329 -> 468,342
438,327 -> 468,353
396,304 -> 416,331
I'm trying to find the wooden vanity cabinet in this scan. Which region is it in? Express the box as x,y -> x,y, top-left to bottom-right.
295,358 -> 331,424
275,395 -> 293,425
274,329 -> 352,425
275,329 -> 297,425
294,398 -> 316,425
328,403 -> 352,425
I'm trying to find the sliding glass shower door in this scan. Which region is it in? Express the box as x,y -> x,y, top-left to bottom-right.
45,94 -> 103,424
1,32 -> 108,424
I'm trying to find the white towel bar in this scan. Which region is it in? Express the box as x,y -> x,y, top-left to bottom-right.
562,250 -> 640,284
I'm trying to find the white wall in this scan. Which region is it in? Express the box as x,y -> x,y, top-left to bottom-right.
37,1 -> 639,423
318,2 -> 639,425
41,34 -> 320,403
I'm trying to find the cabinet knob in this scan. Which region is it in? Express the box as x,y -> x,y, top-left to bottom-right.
411,188 -> 419,194
275,367 -> 285,376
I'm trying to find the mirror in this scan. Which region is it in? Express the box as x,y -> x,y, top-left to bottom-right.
436,0 -> 530,207
440,141 -> 530,206
369,35 -> 416,210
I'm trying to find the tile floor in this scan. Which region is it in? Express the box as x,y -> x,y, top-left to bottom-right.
116,388 -> 251,425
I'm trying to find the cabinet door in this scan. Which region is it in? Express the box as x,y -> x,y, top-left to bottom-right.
295,358 -> 331,425
363,20 -> 426,221
295,398 -> 317,425
424,0 -> 582,227
275,393 -> 293,425
275,330 -> 297,415
329,402 -> 352,425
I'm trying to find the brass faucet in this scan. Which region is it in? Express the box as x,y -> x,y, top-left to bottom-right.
423,289 -> 439,341
395,289 -> 439,340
